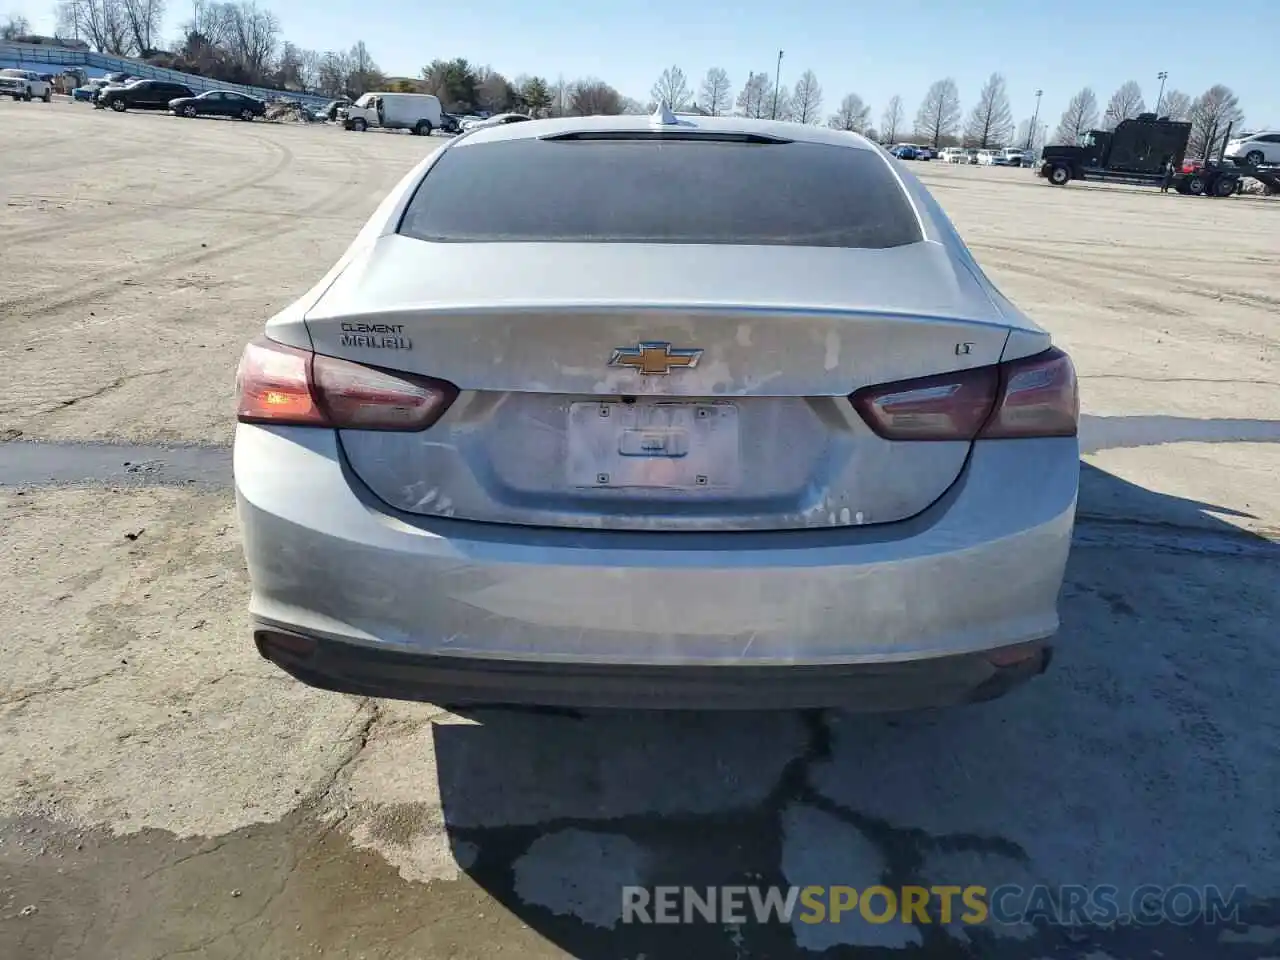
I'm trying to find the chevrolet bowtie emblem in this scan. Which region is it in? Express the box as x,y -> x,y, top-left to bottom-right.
609,341 -> 703,376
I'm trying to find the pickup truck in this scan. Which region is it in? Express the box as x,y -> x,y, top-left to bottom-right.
0,69 -> 54,102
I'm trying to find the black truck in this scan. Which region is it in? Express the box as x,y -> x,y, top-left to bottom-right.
1038,114 -> 1280,197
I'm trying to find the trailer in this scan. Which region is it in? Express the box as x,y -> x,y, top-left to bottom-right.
1171,158 -> 1280,197
1038,115 -> 1280,197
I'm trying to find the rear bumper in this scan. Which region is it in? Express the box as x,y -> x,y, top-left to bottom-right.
257,629 -> 1052,710
235,426 -> 1078,707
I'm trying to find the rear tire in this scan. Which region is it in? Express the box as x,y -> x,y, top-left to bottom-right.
1244,150 -> 1264,166
110,98 -> 126,112
1047,164 -> 1070,186
414,120 -> 432,136
239,108 -> 254,121
1212,176 -> 1237,197
182,104 -> 198,118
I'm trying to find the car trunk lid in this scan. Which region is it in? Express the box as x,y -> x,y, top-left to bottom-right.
304,238 -> 1013,531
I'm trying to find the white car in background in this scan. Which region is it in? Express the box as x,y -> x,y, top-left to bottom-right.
976,150 -> 998,166
1223,131 -> 1280,166
0,68 -> 53,102
938,148 -> 964,163
463,112 -> 533,131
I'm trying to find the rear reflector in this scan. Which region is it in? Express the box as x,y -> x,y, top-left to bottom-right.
851,347 -> 1077,441
236,336 -> 457,431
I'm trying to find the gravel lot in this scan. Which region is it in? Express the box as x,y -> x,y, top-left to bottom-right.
2,102 -> 1278,960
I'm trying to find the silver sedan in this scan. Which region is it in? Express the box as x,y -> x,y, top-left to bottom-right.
233,111 -> 1079,711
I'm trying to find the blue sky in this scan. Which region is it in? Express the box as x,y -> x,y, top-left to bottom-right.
13,0 -> 1278,129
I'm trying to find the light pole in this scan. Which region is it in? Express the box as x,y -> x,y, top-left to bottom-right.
771,49 -> 784,120
1026,89 -> 1042,152
1155,71 -> 1168,115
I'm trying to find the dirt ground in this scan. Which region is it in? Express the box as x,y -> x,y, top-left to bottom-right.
1,102 -> 1278,960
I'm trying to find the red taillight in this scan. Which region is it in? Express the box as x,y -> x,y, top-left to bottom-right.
235,336 -> 457,431
980,347 -> 1078,438
850,347 -> 1077,441
851,366 -> 999,440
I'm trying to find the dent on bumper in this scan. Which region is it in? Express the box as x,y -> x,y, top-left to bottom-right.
234,425 -> 1078,667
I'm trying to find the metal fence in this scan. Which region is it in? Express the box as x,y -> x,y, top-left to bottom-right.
0,41 -> 330,108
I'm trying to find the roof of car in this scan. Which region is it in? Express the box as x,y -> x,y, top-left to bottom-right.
455,112 -> 880,151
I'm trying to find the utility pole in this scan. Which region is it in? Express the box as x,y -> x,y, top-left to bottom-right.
1026,89 -> 1042,152
771,49 -> 783,120
1155,71 -> 1168,116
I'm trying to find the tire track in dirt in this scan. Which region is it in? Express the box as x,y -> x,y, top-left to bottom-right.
1,131 -> 297,247
971,239 -> 1280,311
0,141 -> 373,324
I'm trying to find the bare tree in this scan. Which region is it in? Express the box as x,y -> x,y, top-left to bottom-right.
914,78 -> 961,148
788,69 -> 822,124
1101,80 -> 1145,130
1052,87 -> 1099,144
550,75 -> 570,117
698,67 -> 731,116
828,92 -> 870,132
735,70 -> 770,118
477,68 -> 513,113
345,40 -> 383,97
651,65 -> 691,110
274,40 -> 304,90
772,83 -> 793,120
964,72 -> 1014,148
317,50 -> 353,97
1014,118 -> 1047,156
119,0 -> 164,54
570,77 -> 623,116
299,48 -> 322,93
223,2 -> 279,80
1187,84 -> 1243,159
58,0 -> 132,54
880,95 -> 904,144
1,12 -> 31,38
1160,89 -> 1192,121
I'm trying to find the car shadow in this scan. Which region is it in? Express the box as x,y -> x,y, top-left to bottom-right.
425,459 -> 1280,959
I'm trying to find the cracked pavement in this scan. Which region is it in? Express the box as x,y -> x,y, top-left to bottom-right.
2,103 -> 1279,959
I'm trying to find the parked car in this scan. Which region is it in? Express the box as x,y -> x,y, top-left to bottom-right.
314,99 -> 350,122
0,68 -> 53,102
996,148 -> 1025,167
937,147 -> 963,163
962,149 -> 980,164
440,112 -> 463,134
169,90 -> 267,120
99,79 -> 193,112
464,112 -> 533,131
343,92 -> 443,135
1223,131 -> 1280,166
976,150 -> 998,165
889,143 -> 919,160
234,113 -> 1079,712
913,145 -> 933,160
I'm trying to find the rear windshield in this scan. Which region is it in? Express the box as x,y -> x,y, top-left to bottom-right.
398,137 -> 922,248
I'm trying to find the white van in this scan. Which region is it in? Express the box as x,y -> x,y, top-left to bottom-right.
342,92 -> 443,136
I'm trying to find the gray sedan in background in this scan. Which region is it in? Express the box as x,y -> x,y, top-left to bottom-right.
233,112 -> 1079,711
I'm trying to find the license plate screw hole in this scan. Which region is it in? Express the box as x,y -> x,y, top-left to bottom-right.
695,475 -> 708,486
597,473 -> 610,485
